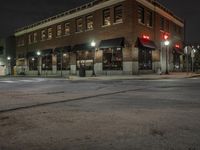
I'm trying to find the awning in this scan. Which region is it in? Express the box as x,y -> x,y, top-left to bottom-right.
72,43 -> 95,51
54,46 -> 71,53
173,48 -> 184,55
99,37 -> 124,48
137,38 -> 156,49
41,49 -> 53,55
27,52 -> 35,57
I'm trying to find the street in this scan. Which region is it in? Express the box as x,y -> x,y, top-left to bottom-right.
0,77 -> 200,150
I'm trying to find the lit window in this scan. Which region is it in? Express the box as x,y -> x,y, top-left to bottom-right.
86,15 -> 94,30
33,33 -> 37,43
64,23 -> 70,35
114,5 -> 123,23
76,18 -> 83,32
57,25 -> 62,37
103,9 -> 111,26
147,10 -> 153,27
138,6 -> 144,24
48,28 -> 53,39
41,30 -> 46,41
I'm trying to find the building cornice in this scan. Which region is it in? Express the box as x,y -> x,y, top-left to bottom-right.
136,0 -> 184,27
15,0 -> 125,36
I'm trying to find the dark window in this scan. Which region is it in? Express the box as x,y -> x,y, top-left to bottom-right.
29,57 -> 38,71
76,18 -> 83,32
138,6 -> 145,24
57,53 -> 70,70
76,51 -> 94,70
160,17 -> 165,31
166,20 -> 170,32
57,25 -> 62,37
114,5 -> 123,23
103,48 -> 123,70
65,23 -> 70,35
103,9 -> 111,26
139,48 -> 152,70
42,55 -> 52,70
41,30 -> 46,41
146,10 -> 153,27
0,47 -> 3,55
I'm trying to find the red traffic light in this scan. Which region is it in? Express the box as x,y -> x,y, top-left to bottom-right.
164,34 -> 169,40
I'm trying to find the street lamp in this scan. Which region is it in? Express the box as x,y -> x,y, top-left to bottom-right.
37,51 -> 41,76
191,48 -> 197,72
164,40 -> 170,74
91,40 -> 96,76
7,56 -> 11,76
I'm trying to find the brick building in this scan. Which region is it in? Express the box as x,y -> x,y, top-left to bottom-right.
14,0 -> 184,76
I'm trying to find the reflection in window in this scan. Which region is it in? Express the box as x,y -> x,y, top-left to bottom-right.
41,30 -> 46,41
42,55 -> 52,70
86,15 -> 94,30
147,10 -> 153,27
76,18 -> 83,32
57,25 -> 62,37
65,23 -> 70,35
139,48 -> 152,70
48,28 -> 53,39
114,5 -> 123,23
103,9 -> 111,26
29,57 -> 38,71
57,52 -> 70,70
103,48 -> 123,70
138,6 -> 144,24
76,51 -> 94,70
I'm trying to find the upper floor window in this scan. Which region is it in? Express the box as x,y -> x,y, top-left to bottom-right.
114,5 -> 123,23
138,6 -> 144,24
160,17 -> 165,31
48,28 -> 53,39
28,34 -> 32,44
41,30 -> 46,41
166,20 -> 170,32
17,37 -> 25,47
64,23 -> 70,35
33,33 -> 37,43
76,18 -> 83,32
57,25 -> 62,37
103,9 -> 111,26
86,15 -> 94,30
146,10 -> 153,27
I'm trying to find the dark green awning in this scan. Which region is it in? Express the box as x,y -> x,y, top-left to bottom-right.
54,46 -> 71,53
41,49 -> 53,55
72,43 -> 95,51
99,37 -> 124,49
137,38 -> 156,50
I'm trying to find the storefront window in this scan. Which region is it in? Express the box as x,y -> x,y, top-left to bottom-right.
76,51 -> 94,70
139,48 -> 152,70
103,48 -> 123,70
29,57 -> 38,71
42,55 -> 52,70
57,53 -> 70,70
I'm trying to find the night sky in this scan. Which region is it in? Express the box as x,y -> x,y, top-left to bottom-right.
0,0 -> 199,43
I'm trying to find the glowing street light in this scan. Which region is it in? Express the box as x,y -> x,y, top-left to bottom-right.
164,40 -> 170,74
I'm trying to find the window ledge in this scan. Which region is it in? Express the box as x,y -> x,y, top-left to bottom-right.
102,24 -> 111,28
63,34 -> 71,37
75,31 -> 84,34
56,36 -> 62,39
85,29 -> 94,32
138,22 -> 145,26
113,21 -> 123,25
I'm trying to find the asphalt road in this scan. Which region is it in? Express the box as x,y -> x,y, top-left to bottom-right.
0,77 -> 200,150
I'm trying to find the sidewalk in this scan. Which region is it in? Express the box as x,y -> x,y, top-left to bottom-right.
67,72 -> 200,81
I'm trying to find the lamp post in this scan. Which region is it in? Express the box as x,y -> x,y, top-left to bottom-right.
164,40 -> 170,74
37,51 -> 41,76
91,40 -> 96,77
191,48 -> 196,72
7,56 -> 11,76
